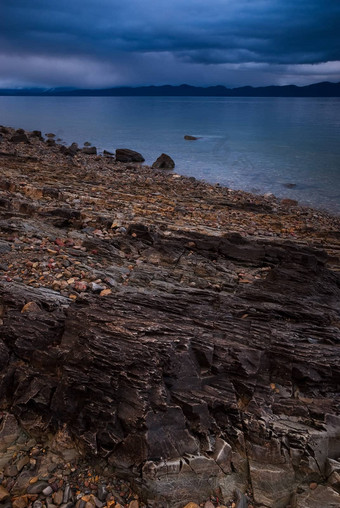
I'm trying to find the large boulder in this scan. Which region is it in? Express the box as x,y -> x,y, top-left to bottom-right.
152,153 -> 175,170
115,148 -> 145,163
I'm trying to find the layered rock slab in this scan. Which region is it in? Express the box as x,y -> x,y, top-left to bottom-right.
0,230 -> 339,507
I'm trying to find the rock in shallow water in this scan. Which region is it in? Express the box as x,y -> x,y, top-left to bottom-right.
152,153 -> 175,170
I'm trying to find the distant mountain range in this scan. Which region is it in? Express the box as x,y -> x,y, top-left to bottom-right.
1,81 -> 340,97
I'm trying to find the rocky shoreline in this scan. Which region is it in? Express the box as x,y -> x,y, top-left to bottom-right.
0,127 -> 339,507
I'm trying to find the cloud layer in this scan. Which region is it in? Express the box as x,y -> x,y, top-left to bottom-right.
1,0 -> 340,87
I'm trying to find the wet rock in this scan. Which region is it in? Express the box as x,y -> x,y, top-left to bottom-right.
115,149 -> 145,163
184,135 -> 199,140
152,153 -> 175,170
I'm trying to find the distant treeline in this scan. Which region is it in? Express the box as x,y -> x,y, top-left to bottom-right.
1,81 -> 340,97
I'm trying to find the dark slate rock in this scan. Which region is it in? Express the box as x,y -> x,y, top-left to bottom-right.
115,148 -> 145,163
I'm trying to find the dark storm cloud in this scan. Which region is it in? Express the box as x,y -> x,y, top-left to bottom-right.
1,0 -> 340,87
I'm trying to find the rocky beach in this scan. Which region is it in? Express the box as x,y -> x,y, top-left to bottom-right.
0,126 -> 339,508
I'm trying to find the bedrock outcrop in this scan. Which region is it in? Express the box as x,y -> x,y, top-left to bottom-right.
1,229 -> 339,507
0,126 -> 339,507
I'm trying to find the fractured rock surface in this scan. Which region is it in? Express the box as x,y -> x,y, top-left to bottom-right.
0,126 -> 339,506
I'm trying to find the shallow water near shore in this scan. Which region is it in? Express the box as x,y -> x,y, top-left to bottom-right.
1,95 -> 339,213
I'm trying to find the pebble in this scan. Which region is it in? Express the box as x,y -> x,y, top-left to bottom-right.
27,481 -> 49,494
62,485 -> 71,503
43,486 -> 54,496
97,485 -> 107,502
12,496 -> 29,508
0,485 -> 10,502
53,489 -> 64,504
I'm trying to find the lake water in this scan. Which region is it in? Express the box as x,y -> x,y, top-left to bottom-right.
0,96 -> 339,214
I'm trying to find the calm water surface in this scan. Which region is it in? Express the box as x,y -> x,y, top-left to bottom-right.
0,96 -> 339,213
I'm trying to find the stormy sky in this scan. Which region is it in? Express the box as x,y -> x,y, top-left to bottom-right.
1,0 -> 340,88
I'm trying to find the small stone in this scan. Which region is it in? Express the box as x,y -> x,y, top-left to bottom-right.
89,282 -> 105,293
97,485 -> 107,502
93,497 -> 103,508
310,482 -> 318,490
204,503 -> 215,508
43,486 -> 53,496
27,481 -> 49,494
0,485 -> 10,502
33,501 -> 43,508
12,496 -> 29,508
183,504 -> 199,508
63,485 -> 71,503
53,491 -> 64,506
21,302 -> 40,314
4,464 -> 18,477
16,456 -> 30,472
99,289 -> 111,297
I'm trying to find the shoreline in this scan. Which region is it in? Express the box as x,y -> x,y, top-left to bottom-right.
0,126 -> 339,508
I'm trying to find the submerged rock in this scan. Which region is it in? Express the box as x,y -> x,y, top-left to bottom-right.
184,135 -> 199,140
